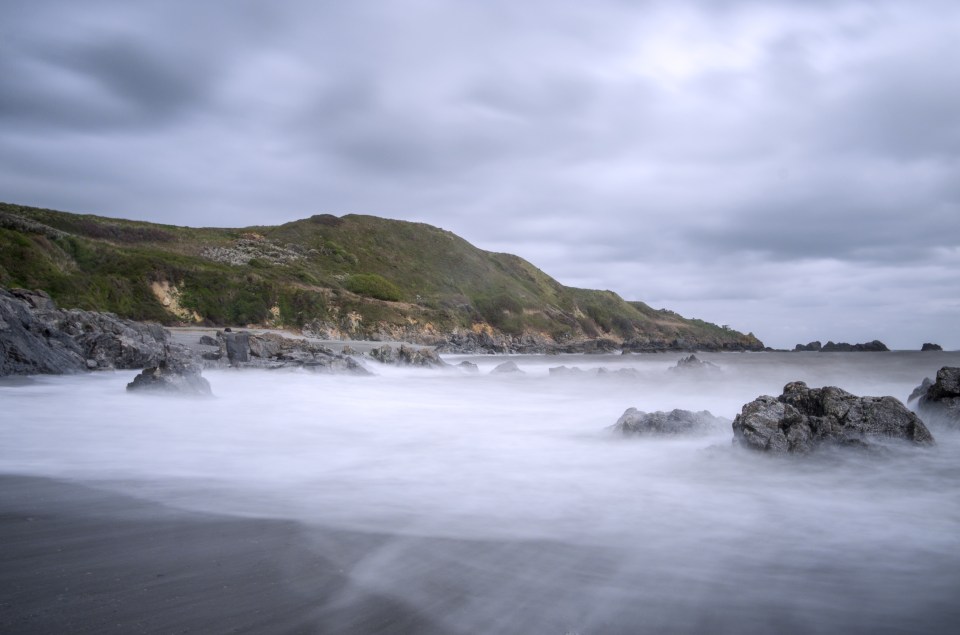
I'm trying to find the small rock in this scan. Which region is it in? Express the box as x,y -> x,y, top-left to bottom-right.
921,343 -> 943,352
611,408 -> 726,436
491,361 -> 524,374
457,361 -> 479,373
669,354 -> 721,372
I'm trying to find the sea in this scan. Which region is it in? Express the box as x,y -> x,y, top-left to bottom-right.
2,350 -> 959,634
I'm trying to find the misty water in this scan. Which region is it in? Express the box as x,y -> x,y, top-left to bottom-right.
3,351 -> 960,633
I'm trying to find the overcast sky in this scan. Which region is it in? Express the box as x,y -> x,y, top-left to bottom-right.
2,0 -> 958,349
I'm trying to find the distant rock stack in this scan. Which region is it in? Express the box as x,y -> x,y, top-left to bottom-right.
921,343 -> 943,351
820,340 -> 889,352
793,341 -> 822,351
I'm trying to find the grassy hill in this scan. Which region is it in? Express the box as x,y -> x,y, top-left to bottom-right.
0,202 -> 763,351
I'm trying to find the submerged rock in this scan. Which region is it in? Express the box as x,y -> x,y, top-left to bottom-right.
491,361 -> 524,374
126,355 -> 212,396
369,344 -> 446,368
733,381 -> 934,454
612,408 -> 726,437
456,360 -> 479,373
669,354 -> 721,373
911,367 -> 960,428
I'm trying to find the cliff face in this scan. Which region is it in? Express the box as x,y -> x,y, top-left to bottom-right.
0,203 -> 763,352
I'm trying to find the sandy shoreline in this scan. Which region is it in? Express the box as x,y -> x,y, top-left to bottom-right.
0,475 -> 444,634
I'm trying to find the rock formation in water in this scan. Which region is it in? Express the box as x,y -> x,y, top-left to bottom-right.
491,361 -> 524,374
126,356 -> 212,396
668,354 -> 721,373
611,408 -> 726,436
921,343 -> 943,351
820,340 -> 889,352
0,287 -> 188,376
733,381 -> 934,454
198,330 -> 370,374
909,367 -> 960,428
369,344 -> 446,368
793,341 -> 822,352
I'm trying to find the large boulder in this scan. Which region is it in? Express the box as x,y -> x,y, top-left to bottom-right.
921,343 -> 943,351
611,408 -> 726,437
911,367 -> 960,428
733,381 -> 934,454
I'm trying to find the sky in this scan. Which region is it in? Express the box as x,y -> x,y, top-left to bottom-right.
1,0 -> 958,350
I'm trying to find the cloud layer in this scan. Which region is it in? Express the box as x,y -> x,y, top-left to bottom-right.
2,0 -> 958,348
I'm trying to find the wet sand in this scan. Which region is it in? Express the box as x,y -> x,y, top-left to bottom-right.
0,475 -> 443,634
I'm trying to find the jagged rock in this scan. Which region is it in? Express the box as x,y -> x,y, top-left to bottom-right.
793,341 -> 822,352
340,345 -> 358,356
733,381 -> 934,454
820,340 -> 889,352
457,360 -> 479,373
908,378 -> 933,403
921,343 -> 943,351
198,335 -> 219,346
369,344 -> 446,367
913,367 -> 960,428
126,356 -> 212,396
669,354 -> 721,373
1,287 -> 171,375
222,331 -> 250,366
611,408 -> 726,436
491,361 -> 524,374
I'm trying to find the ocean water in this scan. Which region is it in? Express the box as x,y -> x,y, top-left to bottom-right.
2,351 -> 959,634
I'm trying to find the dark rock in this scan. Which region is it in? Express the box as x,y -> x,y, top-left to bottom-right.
793,341 -> 822,352
733,381 -> 935,454
222,331 -> 250,366
1,287 -> 172,376
921,343 -> 943,351
457,361 -> 479,373
908,377 -> 933,403
491,361 -> 524,374
126,355 -> 212,396
198,335 -> 219,346
820,340 -> 889,352
914,367 -> 960,427
611,408 -> 726,436
669,354 -> 721,373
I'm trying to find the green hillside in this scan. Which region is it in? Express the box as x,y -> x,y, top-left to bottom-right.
0,202 -> 763,351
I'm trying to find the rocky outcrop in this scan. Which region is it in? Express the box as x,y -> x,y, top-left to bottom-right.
669,354 -> 721,373
369,344 -> 446,368
793,341 -> 822,352
910,367 -> 960,428
126,355 -> 212,396
1,287 -> 176,376
921,343 -> 943,351
820,340 -> 889,352
733,381 -> 934,454
611,408 -> 726,437
200,330 -> 369,374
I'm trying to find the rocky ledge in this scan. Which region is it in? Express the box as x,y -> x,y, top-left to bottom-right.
733,381 -> 934,454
